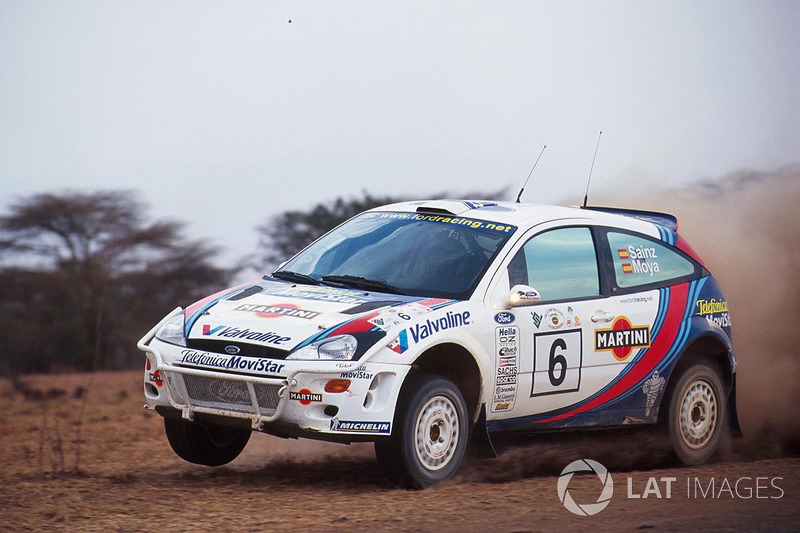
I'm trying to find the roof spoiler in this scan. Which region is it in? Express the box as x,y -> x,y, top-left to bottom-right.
580,206 -> 678,231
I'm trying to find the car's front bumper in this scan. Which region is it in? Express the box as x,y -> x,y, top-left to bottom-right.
137,310 -> 409,439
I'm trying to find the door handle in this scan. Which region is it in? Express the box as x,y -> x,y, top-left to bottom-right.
591,310 -> 616,323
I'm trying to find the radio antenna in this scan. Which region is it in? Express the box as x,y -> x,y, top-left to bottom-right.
515,144 -> 547,203
582,130 -> 602,208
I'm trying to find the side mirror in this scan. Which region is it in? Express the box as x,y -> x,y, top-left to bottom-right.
508,284 -> 541,307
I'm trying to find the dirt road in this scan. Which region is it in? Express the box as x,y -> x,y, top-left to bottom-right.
1,371 -> 798,532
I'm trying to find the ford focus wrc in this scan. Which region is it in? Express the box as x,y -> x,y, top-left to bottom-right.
138,200 -> 739,488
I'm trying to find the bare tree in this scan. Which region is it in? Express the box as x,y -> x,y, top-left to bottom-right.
0,190 -> 231,373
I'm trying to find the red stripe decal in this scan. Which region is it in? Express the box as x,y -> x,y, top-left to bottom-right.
184,281 -> 253,319
535,282 -> 690,424
328,311 -> 382,335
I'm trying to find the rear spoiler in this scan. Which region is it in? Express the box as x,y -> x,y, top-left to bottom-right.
580,206 -> 678,231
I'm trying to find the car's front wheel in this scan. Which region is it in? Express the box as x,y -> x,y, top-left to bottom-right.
164,418 -> 251,466
667,363 -> 727,465
375,374 -> 468,489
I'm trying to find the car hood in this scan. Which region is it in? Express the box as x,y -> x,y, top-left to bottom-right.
182,278 -> 457,356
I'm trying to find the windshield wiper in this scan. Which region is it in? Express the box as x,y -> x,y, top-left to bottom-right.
270,270 -> 321,285
322,275 -> 405,295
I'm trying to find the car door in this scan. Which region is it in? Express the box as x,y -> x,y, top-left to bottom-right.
485,223 -> 621,421
599,227 -> 704,420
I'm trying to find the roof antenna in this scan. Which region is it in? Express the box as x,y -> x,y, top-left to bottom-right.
515,144 -> 547,203
582,130 -> 602,208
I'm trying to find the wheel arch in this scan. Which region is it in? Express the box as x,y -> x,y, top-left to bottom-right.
409,342 -> 484,428
660,333 -> 741,436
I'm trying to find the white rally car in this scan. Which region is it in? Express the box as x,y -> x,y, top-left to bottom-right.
138,200 -> 739,488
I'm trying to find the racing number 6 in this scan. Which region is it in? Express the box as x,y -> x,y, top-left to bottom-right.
531,330 -> 582,397
548,338 -> 567,387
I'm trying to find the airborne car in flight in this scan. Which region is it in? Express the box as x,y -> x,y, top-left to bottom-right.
138,200 -> 738,488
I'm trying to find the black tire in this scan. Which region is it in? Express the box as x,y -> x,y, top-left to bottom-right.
375,374 -> 468,489
164,418 -> 251,467
666,363 -> 727,465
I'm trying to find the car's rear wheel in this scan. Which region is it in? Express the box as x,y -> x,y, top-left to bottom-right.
667,363 -> 726,465
375,374 -> 468,489
164,418 -> 251,466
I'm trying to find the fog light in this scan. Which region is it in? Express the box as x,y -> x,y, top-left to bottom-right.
324,379 -> 351,393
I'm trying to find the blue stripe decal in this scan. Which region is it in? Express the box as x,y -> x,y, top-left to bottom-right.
657,226 -> 676,246
613,277 -> 707,404
184,288 -> 244,337
428,300 -> 458,311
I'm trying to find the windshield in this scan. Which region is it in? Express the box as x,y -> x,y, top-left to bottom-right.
276,211 -> 516,300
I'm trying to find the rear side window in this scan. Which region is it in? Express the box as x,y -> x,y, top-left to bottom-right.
606,231 -> 696,289
508,227 -> 600,302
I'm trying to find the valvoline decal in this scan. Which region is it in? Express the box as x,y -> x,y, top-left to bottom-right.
388,309 -> 471,354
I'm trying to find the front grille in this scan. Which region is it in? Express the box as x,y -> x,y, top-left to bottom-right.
182,374 -> 281,415
185,339 -> 290,360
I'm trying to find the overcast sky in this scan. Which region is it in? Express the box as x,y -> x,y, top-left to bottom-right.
2,1 -> 798,270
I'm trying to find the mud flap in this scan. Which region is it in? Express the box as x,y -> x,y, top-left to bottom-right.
470,404 -> 497,458
728,373 -> 743,438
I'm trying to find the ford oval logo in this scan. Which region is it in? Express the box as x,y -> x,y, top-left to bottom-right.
494,312 -> 515,324
224,345 -> 240,355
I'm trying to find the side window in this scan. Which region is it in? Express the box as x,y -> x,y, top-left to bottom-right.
508,227 -> 600,302
606,231 -> 696,288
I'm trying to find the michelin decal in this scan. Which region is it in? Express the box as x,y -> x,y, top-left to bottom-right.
330,418 -> 391,434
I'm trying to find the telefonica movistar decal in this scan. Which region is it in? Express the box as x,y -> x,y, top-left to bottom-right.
179,349 -> 286,374
695,298 -> 732,328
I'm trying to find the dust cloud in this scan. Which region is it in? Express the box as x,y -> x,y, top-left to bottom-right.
637,165 -> 800,459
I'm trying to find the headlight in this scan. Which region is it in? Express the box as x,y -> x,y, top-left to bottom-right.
155,313 -> 186,346
287,334 -> 358,361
